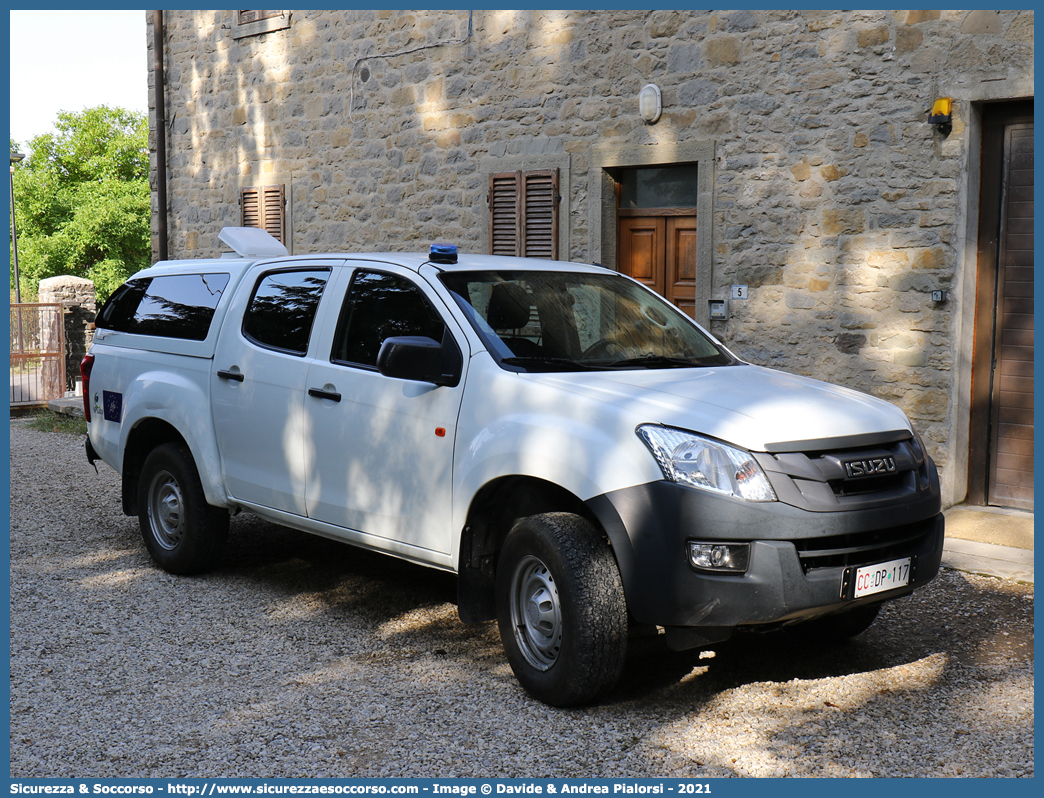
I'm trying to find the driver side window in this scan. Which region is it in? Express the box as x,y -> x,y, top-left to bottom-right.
331,270 -> 449,368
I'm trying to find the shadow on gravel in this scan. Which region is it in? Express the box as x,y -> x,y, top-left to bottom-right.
614,568 -> 1032,692
220,513 -> 460,615
211,513 -> 509,662
69,491 -> 1035,777
11,428 -> 1033,777
198,512 -> 1033,709
608,617 -> 934,708
98,505 -> 1034,688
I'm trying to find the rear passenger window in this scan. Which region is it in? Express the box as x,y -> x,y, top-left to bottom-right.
242,268 -> 329,355
96,274 -> 231,341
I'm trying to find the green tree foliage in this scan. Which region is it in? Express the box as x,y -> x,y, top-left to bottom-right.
10,106 -> 150,302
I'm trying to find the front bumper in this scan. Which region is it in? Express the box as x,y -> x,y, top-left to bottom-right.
586,478 -> 944,646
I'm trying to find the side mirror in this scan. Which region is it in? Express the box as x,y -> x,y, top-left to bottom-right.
376,335 -> 461,387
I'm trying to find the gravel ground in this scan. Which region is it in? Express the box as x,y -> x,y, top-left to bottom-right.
9,422 -> 1034,778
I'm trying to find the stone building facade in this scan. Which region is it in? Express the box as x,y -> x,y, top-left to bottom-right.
148,9 -> 1034,510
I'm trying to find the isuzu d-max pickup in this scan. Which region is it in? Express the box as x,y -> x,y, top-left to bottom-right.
82,227 -> 943,706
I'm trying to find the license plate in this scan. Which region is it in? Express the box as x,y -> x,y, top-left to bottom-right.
850,557 -> 912,598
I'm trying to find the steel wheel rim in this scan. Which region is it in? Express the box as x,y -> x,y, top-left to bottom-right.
147,469 -> 184,551
510,555 -> 563,671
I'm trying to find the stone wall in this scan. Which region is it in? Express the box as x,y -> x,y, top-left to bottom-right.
38,276 -> 96,394
149,9 -> 1034,502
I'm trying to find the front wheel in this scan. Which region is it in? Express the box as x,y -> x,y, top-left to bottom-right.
137,442 -> 229,575
495,513 -> 627,706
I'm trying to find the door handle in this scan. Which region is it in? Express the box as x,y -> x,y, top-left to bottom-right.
217,370 -> 245,382
308,387 -> 341,402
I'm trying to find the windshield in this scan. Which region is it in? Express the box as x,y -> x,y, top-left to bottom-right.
439,270 -> 736,372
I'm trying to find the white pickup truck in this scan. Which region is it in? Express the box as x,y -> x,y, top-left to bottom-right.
82,227 -> 944,706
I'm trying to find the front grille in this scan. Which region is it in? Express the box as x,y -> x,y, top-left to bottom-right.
794,519 -> 934,573
828,472 -> 906,497
757,435 -> 935,513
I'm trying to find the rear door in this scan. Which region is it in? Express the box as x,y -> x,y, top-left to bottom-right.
303,263 -> 469,557
211,260 -> 342,514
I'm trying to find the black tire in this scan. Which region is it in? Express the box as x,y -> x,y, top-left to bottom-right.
794,602 -> 881,642
137,442 -> 229,575
495,512 -> 627,707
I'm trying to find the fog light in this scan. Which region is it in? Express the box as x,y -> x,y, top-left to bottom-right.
688,541 -> 750,573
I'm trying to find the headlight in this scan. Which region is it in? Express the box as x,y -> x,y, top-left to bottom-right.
637,425 -> 777,502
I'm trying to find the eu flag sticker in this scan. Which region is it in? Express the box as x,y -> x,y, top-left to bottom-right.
103,390 -> 123,423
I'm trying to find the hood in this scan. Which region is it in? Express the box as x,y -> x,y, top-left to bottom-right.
528,364 -> 912,452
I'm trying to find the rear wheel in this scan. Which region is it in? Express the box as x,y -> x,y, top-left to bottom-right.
137,442 -> 229,575
495,513 -> 627,706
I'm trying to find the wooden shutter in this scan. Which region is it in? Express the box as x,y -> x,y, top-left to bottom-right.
238,10 -> 283,25
522,170 -> 558,259
489,173 -> 520,256
241,184 -> 285,244
488,169 -> 559,259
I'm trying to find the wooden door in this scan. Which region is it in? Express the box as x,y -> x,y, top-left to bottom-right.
618,214 -> 698,318
618,217 -> 665,295
970,102 -> 1033,510
987,122 -> 1034,508
666,216 -> 699,318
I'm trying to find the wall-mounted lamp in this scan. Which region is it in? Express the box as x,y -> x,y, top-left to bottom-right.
927,97 -> 952,136
639,83 -> 662,124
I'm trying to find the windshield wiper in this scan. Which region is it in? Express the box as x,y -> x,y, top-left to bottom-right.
503,354 -> 723,372
500,356 -> 597,372
603,354 -> 707,369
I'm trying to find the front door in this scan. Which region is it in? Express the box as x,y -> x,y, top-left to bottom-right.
303,264 -> 468,557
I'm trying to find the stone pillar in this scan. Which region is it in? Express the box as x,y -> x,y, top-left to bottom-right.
38,276 -> 97,395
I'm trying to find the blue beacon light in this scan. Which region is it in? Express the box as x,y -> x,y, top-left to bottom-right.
429,243 -> 458,264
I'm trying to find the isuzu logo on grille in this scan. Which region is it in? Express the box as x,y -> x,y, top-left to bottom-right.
843,456 -> 897,479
